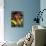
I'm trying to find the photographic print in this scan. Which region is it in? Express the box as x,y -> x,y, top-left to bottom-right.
11,11 -> 23,27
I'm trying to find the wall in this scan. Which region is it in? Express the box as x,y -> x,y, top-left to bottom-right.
40,0 -> 46,45
4,0 -> 40,42
0,0 -> 4,42
40,0 -> 46,26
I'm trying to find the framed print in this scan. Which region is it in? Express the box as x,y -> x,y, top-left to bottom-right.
11,11 -> 23,27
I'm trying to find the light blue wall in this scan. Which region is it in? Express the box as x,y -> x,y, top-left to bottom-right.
40,0 -> 46,27
40,0 -> 46,44
4,0 -> 40,42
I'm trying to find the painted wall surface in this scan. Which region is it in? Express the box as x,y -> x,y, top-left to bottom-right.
40,0 -> 46,26
4,0 -> 40,42
40,0 -> 46,45
0,0 -> 4,42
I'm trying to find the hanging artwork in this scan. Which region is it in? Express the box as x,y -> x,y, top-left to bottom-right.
11,11 -> 23,27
